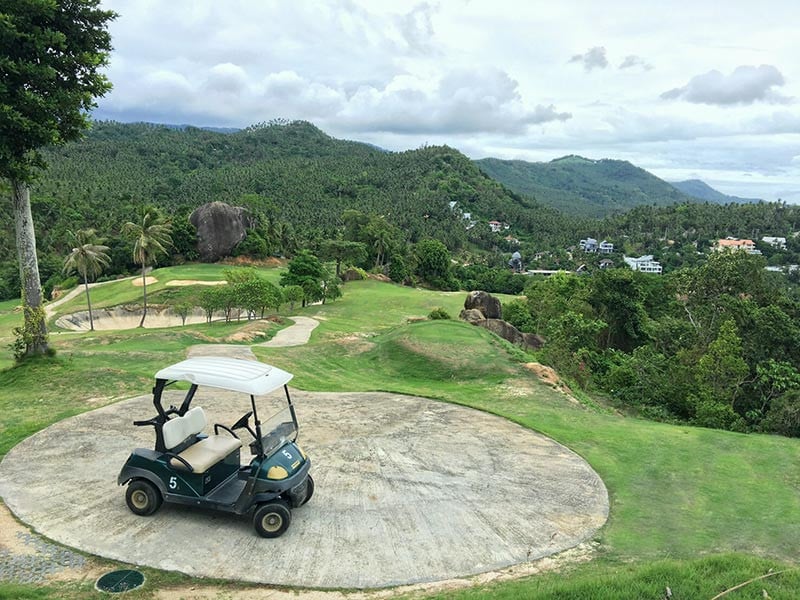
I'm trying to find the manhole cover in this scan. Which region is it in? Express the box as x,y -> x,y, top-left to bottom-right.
96,569 -> 145,593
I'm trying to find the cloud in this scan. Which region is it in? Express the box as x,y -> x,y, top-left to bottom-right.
619,55 -> 652,71
568,47 -> 608,71
397,2 -> 437,53
661,65 -> 789,105
338,68 -> 571,135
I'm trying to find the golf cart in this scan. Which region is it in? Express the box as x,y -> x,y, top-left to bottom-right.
117,357 -> 313,537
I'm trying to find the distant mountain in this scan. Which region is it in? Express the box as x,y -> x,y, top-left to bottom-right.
475,155 -> 698,218
669,179 -> 760,204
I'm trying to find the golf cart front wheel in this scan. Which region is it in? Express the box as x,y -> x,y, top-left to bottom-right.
253,500 -> 292,538
299,474 -> 314,506
126,479 -> 162,516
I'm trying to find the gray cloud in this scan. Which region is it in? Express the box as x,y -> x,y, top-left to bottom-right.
619,55 -> 652,71
338,68 -> 571,135
397,3 -> 437,53
568,47 -> 608,71
661,65 -> 789,105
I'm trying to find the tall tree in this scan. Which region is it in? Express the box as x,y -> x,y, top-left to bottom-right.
62,228 -> 109,331
123,208 -> 172,327
0,0 -> 115,356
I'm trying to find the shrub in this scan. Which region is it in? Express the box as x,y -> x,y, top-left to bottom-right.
428,307 -> 451,320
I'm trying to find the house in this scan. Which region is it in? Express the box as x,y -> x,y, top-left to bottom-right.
488,220 -> 503,232
599,258 -> 614,269
504,235 -> 520,245
715,238 -> 756,253
623,255 -> 662,274
762,236 -> 787,250
598,240 -> 614,254
580,238 -> 598,252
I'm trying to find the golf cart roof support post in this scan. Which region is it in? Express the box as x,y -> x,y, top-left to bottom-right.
178,384 -> 198,415
152,380 -> 168,420
284,385 -> 299,437
251,394 -> 264,457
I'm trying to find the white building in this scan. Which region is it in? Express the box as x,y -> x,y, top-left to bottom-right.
598,240 -> 614,254
623,255 -> 663,274
762,236 -> 787,250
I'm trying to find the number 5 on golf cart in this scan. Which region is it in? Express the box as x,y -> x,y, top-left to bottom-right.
118,357 -> 313,537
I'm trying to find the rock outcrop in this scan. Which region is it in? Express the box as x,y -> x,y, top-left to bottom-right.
189,202 -> 254,262
459,290 -> 544,350
463,290 -> 502,319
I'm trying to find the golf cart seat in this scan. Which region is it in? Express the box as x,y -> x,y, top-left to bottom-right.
163,407 -> 242,473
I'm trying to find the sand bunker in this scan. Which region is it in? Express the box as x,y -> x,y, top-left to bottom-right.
165,279 -> 227,287
56,306 -> 208,331
131,276 -> 158,287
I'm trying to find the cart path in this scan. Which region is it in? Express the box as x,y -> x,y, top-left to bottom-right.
0,390 -> 609,589
184,316 -> 320,360
45,276 -> 136,319
255,315 -> 319,347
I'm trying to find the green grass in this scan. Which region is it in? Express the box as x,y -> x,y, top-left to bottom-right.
427,554 -> 800,599
1,266 -> 799,598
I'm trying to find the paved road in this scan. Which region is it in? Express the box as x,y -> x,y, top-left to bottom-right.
0,390 -> 608,589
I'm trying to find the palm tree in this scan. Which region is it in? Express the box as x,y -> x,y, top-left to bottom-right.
123,208 -> 172,327
62,229 -> 110,332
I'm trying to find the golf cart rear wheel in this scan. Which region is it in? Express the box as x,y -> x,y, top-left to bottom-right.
253,500 -> 291,538
126,479 -> 162,516
300,474 -> 314,506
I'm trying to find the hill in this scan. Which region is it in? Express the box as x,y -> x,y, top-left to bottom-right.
670,179 -> 760,204
475,155 -> 698,218
10,120 -> 582,257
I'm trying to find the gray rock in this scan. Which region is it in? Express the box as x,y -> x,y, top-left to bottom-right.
522,332 -> 545,350
464,290 -> 502,319
478,318 -> 524,345
459,308 -> 485,323
189,201 -> 254,262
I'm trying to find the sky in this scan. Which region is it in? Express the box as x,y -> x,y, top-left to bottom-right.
94,0 -> 800,203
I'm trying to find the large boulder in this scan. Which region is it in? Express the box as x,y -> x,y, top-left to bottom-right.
459,308 -> 485,324
478,318 -> 524,345
464,290 -> 502,320
189,202 -> 254,262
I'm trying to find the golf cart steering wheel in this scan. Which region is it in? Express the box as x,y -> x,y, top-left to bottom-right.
229,410 -> 257,441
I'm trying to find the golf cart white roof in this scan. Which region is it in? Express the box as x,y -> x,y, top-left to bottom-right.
155,357 -> 293,395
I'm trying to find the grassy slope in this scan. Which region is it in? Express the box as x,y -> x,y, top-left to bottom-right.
1,266 -> 799,598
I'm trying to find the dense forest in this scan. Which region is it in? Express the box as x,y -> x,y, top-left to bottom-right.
503,251 -> 800,438
0,120 -> 586,298
475,154 -> 699,218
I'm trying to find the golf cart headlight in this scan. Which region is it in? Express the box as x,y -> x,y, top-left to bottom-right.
267,466 -> 289,480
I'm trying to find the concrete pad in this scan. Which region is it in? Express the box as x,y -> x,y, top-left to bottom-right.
0,390 -> 608,589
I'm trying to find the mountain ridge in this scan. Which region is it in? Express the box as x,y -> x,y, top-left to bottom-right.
474,155 -> 701,218
669,179 -> 761,204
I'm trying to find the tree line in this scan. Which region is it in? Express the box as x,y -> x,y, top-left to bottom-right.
502,251 -> 800,437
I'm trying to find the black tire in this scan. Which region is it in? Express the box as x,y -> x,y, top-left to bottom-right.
299,474 -> 314,506
125,479 -> 162,516
253,500 -> 291,538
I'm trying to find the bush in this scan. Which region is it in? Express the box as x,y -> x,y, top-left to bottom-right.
761,390 -> 800,437
428,307 -> 451,320
503,299 -> 535,333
